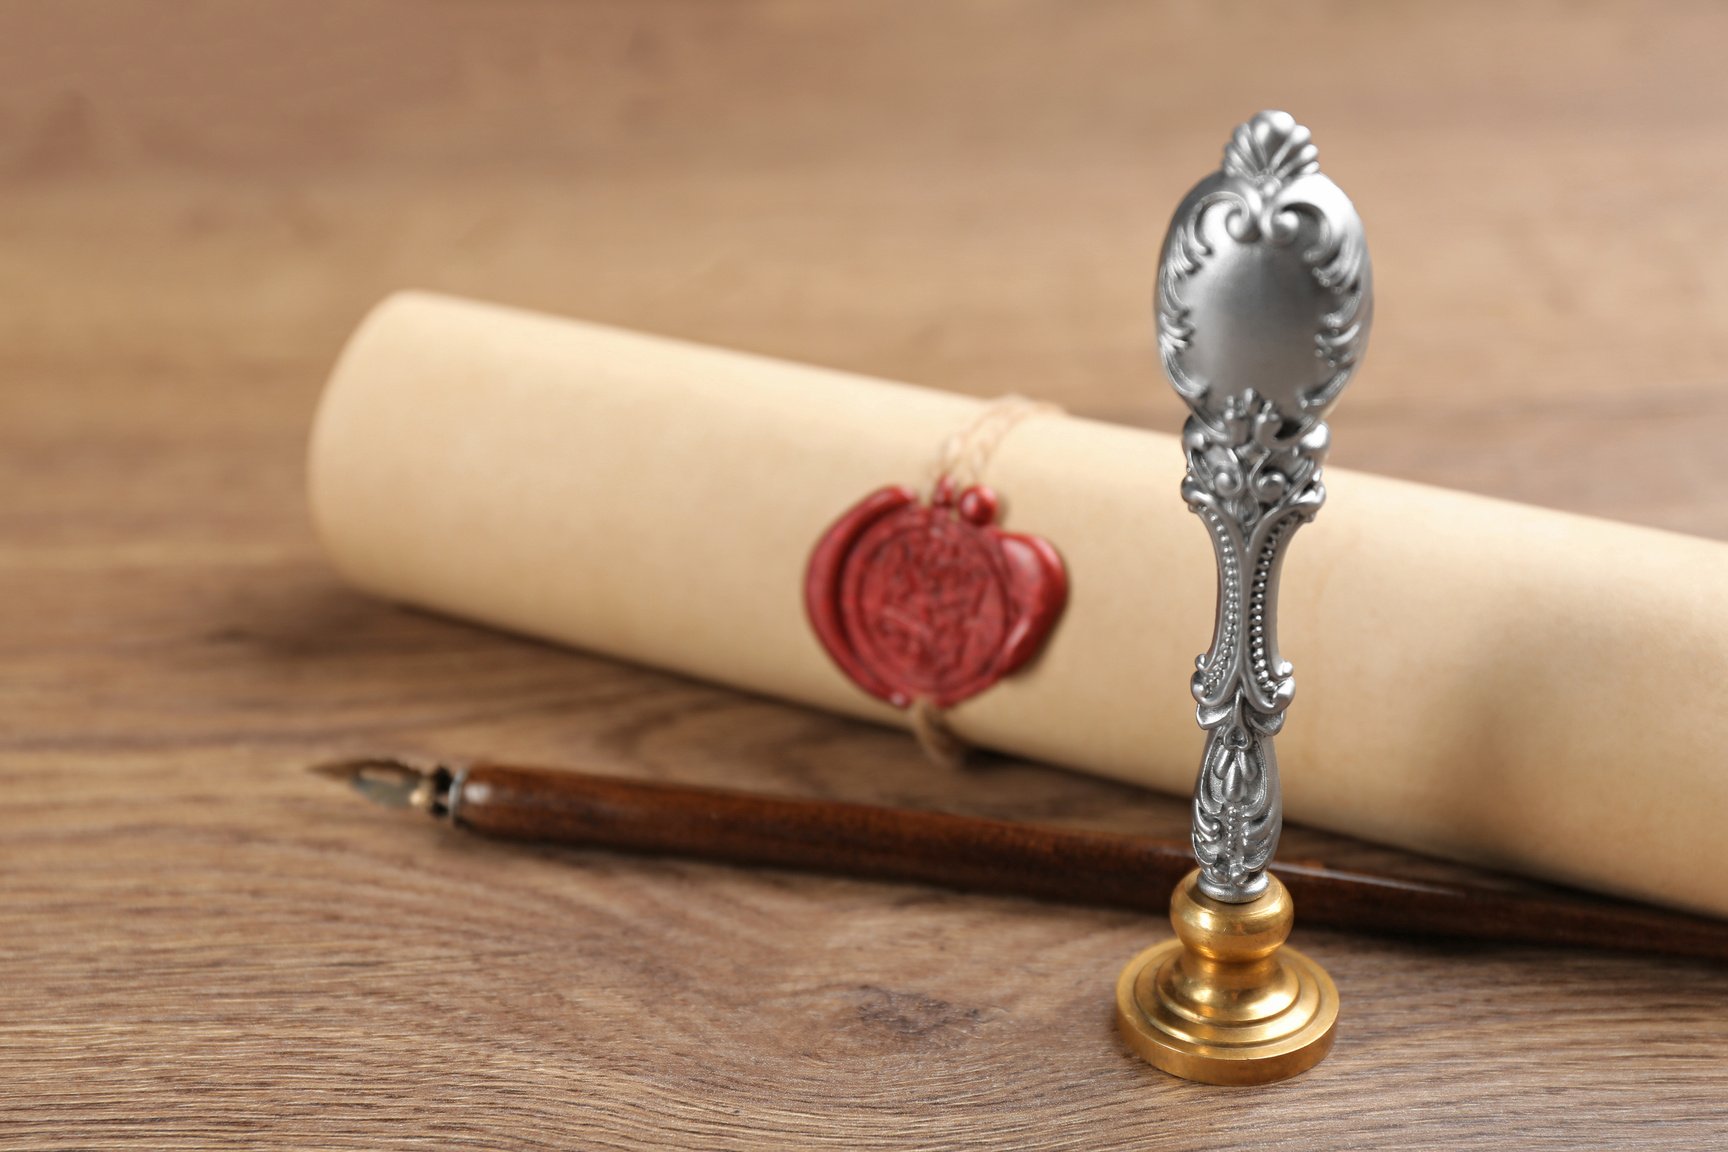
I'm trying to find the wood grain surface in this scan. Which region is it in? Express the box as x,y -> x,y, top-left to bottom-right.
5,2 -> 1728,1148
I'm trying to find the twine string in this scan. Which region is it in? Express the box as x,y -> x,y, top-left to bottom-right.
911,394 -> 1060,769
927,395 -> 1061,500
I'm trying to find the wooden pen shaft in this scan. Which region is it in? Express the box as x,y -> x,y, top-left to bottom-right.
452,763 -> 1728,962
456,762 -> 1189,913
1274,862 -> 1728,962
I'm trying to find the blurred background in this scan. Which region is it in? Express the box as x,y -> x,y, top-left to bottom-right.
6,1 -> 1728,540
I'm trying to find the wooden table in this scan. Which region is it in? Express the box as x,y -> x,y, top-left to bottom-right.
7,3 -> 1728,1147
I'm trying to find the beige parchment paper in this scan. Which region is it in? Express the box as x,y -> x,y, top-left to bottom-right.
310,292 -> 1728,916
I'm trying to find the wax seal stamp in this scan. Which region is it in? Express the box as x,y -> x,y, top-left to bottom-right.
1115,110 -> 1370,1084
806,479 -> 1067,710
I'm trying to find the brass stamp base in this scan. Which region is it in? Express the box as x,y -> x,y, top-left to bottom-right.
1115,870 -> 1338,1085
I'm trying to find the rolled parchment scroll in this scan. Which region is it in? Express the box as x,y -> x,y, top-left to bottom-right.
310,292 -> 1728,917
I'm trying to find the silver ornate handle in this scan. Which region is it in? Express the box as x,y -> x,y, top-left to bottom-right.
1156,111 -> 1373,903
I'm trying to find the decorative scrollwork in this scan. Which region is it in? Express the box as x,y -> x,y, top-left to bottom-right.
1156,111 -> 1371,903
1158,110 -> 1372,428
1182,400 -> 1327,901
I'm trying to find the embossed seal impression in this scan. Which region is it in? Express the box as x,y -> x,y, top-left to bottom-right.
805,480 -> 1067,710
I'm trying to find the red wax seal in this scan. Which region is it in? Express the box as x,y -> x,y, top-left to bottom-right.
805,481 -> 1068,709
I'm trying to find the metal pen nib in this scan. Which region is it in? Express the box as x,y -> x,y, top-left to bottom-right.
309,756 -> 450,813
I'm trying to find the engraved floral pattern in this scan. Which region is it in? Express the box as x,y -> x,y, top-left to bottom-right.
1156,111 -> 1370,902
1182,397 -> 1328,900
